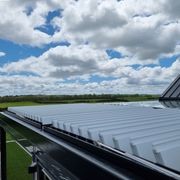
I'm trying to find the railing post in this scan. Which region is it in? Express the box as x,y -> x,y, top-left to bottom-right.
0,127 -> 6,180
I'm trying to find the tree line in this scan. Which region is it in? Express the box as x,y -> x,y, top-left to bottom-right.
0,94 -> 159,103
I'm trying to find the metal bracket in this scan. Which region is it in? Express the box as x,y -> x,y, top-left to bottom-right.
28,162 -> 37,174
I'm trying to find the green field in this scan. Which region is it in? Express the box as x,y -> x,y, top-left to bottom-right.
5,133 -> 32,180
7,142 -> 32,180
0,101 -> 40,109
0,94 -> 159,111
6,133 -> 13,141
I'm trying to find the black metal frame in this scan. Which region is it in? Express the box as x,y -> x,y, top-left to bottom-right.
160,74 -> 180,101
0,127 -> 6,180
159,100 -> 180,108
44,126 -> 180,179
159,98 -> 180,101
1,112 -> 180,180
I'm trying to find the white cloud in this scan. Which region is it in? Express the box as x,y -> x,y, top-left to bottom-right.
161,0 -> 180,19
0,0 -> 179,95
0,0 -> 69,46
0,1 -> 46,46
52,0 -> 180,62
0,45 -> 151,79
1,45 -> 113,79
0,45 -> 179,95
0,65 -> 178,96
0,52 -> 6,57
0,0 -> 180,56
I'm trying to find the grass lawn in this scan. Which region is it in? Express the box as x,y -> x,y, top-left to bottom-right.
6,133 -> 13,141
0,101 -> 40,109
5,132 -> 32,180
7,142 -> 32,180
0,94 -> 159,111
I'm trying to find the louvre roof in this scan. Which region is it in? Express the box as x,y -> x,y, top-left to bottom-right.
7,103 -> 180,172
160,74 -> 180,100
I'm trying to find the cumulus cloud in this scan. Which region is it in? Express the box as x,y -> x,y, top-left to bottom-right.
1,0 -> 180,57
0,45 -> 148,79
0,1 -> 46,46
0,61 -> 178,96
0,52 -> 6,57
0,0 -> 179,95
0,0 -> 69,46
1,45 -> 179,89
1,45 -> 118,79
161,0 -> 180,19
52,0 -> 180,62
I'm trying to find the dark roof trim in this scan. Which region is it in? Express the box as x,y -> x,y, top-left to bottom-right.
160,74 -> 180,101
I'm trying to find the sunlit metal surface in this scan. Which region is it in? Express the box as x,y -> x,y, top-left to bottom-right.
7,104 -> 180,172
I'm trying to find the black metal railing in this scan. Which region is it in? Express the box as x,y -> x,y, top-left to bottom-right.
0,127 -> 6,180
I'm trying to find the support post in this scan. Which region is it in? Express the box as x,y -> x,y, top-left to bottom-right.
0,127 -> 6,180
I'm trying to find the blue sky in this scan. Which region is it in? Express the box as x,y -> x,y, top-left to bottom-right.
0,0 -> 179,95
34,9 -> 61,35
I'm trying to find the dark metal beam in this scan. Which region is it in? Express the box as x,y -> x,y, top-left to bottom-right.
0,127 -> 6,180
